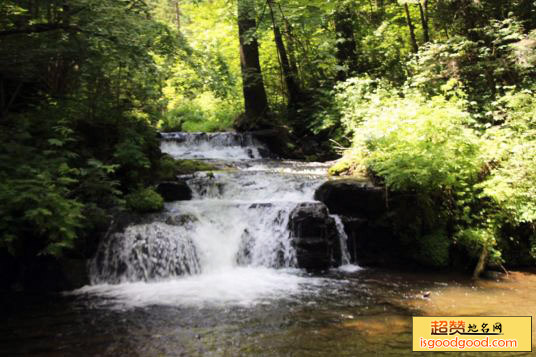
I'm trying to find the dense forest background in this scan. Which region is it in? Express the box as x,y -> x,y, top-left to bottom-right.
1,0 -> 535,284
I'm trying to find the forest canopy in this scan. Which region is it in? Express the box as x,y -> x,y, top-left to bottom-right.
1,0 -> 535,274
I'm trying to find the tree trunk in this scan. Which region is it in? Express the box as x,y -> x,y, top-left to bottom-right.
278,3 -> 300,84
375,0 -> 385,24
472,246 -> 488,280
284,25 -> 300,83
237,0 -> 270,126
404,3 -> 419,53
173,0 -> 180,32
267,0 -> 301,107
334,5 -> 359,81
418,0 -> 430,43
517,0 -> 536,30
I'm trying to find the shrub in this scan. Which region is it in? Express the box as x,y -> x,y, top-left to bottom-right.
159,102 -> 205,132
159,92 -> 239,133
414,229 -> 451,268
337,77 -> 484,194
409,21 -> 536,120
125,188 -> 164,213
335,76 -> 493,268
480,88 -> 536,225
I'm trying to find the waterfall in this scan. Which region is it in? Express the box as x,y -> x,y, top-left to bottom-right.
331,215 -> 352,265
331,214 -> 362,273
83,132 -> 359,307
160,131 -> 268,160
91,223 -> 201,284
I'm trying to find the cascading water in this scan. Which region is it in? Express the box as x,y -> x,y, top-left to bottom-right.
80,132 -> 359,307
160,131 -> 267,160
331,215 -> 362,273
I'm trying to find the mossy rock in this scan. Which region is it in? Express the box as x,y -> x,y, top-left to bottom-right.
328,160 -> 353,176
158,155 -> 217,180
125,188 -> 164,213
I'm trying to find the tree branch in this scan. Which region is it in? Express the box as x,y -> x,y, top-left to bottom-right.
0,23 -> 78,37
0,23 -> 117,42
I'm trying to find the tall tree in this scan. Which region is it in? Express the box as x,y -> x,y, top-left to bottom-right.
267,0 -> 301,108
237,0 -> 270,127
374,0 -> 385,24
403,2 -> 419,53
418,0 -> 430,43
278,3 -> 300,84
334,4 -> 359,81
172,0 -> 180,31
516,0 -> 536,30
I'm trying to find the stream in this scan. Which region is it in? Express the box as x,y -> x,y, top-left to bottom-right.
1,132 -> 535,356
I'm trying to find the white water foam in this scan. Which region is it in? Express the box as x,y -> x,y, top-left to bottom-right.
75,267 -> 325,308
160,132 -> 266,160
78,132 -> 354,307
337,264 -> 364,273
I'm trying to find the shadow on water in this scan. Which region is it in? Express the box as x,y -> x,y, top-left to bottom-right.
1,268 -> 535,356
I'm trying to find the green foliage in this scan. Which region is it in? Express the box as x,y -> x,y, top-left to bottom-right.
337,77 -> 484,192
411,20 -> 536,120
414,229 -> 451,268
1,0 -> 535,274
0,114 -> 84,257
0,0 -> 175,258
125,188 -> 164,213
160,102 -> 205,132
480,88 -> 536,225
455,227 -> 501,265
328,160 -> 352,177
336,69 -> 536,268
0,169 -> 84,257
159,93 -> 239,132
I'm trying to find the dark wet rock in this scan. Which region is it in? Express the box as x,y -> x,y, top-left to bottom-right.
249,203 -> 274,209
288,202 -> 340,271
236,229 -> 253,266
156,181 -> 192,202
166,214 -> 198,226
250,127 -> 290,159
314,179 -> 387,217
338,216 -> 366,264
108,211 -> 161,234
334,215 -> 401,267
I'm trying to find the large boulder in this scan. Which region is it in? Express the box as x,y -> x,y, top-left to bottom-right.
339,215 -> 403,267
156,181 -> 192,202
250,127 -> 292,159
314,179 -> 387,217
288,202 -> 340,271
314,179 -> 411,268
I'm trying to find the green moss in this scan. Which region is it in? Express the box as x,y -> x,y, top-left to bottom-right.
414,229 -> 451,268
158,155 -> 217,180
125,188 -> 164,213
328,160 -> 352,176
174,159 -> 217,174
328,150 -> 368,177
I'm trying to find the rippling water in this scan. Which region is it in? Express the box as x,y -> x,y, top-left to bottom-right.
3,133 -> 534,356
2,269 -> 535,356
